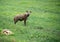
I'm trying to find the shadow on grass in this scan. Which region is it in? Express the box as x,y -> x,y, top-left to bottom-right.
34,26 -> 44,30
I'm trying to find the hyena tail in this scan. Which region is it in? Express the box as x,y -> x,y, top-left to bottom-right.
14,18 -> 17,24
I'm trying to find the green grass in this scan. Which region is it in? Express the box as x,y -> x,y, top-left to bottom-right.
0,0 -> 60,42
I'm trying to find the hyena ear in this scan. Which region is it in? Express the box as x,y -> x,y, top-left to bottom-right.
30,11 -> 32,13
26,10 -> 32,13
26,10 -> 28,12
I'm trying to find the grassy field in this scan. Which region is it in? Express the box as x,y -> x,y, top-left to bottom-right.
0,0 -> 60,42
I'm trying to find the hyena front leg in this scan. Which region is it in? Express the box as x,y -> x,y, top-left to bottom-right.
24,19 -> 27,26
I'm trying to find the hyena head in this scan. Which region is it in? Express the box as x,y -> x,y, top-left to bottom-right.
26,10 -> 32,15
25,10 -> 32,17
